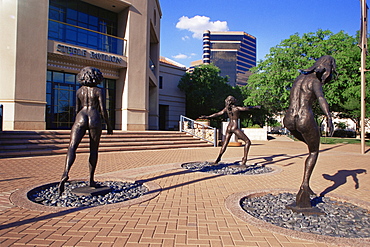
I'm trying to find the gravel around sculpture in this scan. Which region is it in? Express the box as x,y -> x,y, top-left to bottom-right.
182,161 -> 273,175
241,192 -> 370,239
30,181 -> 148,208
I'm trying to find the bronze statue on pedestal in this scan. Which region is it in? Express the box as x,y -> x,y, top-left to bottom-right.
283,55 -> 336,213
200,96 -> 260,168
58,67 -> 113,195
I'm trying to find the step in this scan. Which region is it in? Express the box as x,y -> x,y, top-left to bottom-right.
0,130 -> 213,158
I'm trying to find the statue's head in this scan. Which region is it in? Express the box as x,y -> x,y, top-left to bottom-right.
77,67 -> 104,86
225,95 -> 237,106
300,55 -> 337,83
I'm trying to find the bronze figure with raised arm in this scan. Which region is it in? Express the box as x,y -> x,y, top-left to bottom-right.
283,55 -> 336,210
200,96 -> 260,168
58,67 -> 113,195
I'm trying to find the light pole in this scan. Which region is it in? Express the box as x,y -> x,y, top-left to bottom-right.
360,0 -> 368,154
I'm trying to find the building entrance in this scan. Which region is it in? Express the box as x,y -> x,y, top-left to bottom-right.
46,70 -> 116,130
159,104 -> 169,130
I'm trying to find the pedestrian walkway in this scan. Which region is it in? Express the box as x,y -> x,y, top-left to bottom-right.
0,136 -> 369,246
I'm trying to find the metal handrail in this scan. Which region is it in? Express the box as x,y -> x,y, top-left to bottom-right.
179,115 -> 217,147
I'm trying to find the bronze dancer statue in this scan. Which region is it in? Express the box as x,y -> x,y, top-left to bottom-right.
283,55 -> 335,210
200,96 -> 260,168
58,67 -> 113,195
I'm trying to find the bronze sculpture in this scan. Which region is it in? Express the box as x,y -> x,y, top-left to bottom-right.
200,96 -> 260,168
58,67 -> 113,195
283,55 -> 335,212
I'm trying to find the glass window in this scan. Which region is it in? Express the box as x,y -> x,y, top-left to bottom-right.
53,72 -> 64,83
89,16 -> 99,31
88,33 -> 98,48
47,70 -> 52,82
66,26 -> 77,43
48,0 -> 120,54
48,21 -> 61,40
159,76 -> 163,89
78,12 -> 88,24
66,8 -> 77,21
65,74 -> 75,84
78,31 -> 88,45
49,5 -> 64,21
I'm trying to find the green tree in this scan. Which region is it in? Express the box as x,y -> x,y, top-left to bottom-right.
178,64 -> 242,120
242,29 -> 370,131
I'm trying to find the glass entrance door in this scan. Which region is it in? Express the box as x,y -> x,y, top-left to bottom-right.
46,71 -> 77,129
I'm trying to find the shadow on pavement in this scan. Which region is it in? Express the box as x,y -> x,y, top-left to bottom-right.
249,143 -> 346,167
0,177 -> 31,182
0,207 -> 84,231
320,169 -> 367,196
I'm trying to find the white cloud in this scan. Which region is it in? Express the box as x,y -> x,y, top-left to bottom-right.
181,35 -> 190,41
176,15 -> 229,39
172,53 -> 197,60
172,53 -> 189,59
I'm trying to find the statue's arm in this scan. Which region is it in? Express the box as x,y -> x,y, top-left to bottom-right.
313,81 -> 333,136
200,108 -> 226,119
98,89 -> 113,134
236,105 -> 261,111
75,89 -> 82,115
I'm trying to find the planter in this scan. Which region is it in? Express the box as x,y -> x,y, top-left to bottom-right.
195,119 -> 210,127
242,127 -> 268,141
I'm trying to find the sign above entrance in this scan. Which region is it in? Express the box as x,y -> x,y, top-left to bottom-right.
48,40 -> 126,66
56,44 -> 123,64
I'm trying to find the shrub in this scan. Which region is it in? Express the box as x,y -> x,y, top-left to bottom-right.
332,129 -> 356,138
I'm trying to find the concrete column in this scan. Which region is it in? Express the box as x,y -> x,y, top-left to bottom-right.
0,0 -> 48,130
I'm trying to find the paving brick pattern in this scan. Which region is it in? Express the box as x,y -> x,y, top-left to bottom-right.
0,136 -> 369,246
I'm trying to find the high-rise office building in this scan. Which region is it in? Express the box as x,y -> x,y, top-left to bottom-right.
202,30 -> 256,86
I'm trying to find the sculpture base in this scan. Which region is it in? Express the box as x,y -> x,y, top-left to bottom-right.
71,186 -> 111,196
286,202 -> 325,216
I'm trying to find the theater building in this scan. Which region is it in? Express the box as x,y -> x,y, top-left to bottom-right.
0,0 -> 161,131
158,57 -> 186,130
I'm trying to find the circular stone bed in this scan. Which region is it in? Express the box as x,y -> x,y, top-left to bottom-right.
181,161 -> 273,175
241,192 -> 370,239
225,190 -> 370,246
28,181 -> 148,208
10,177 -> 161,212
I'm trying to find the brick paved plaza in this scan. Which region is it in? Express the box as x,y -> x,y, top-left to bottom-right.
0,136 -> 369,246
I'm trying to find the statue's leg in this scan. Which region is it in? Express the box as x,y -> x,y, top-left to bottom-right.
87,128 -> 102,187
296,127 -> 320,208
288,129 -> 307,144
296,150 -> 319,208
58,125 -> 86,195
215,131 -> 232,164
234,129 -> 251,167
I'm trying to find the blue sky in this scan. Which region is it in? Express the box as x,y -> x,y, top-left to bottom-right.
159,0 -> 362,67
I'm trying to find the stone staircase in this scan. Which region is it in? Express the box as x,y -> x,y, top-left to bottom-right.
0,130 -> 213,158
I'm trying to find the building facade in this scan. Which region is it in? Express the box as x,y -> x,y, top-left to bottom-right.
0,0 -> 161,131
202,30 -> 256,86
158,57 -> 186,130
